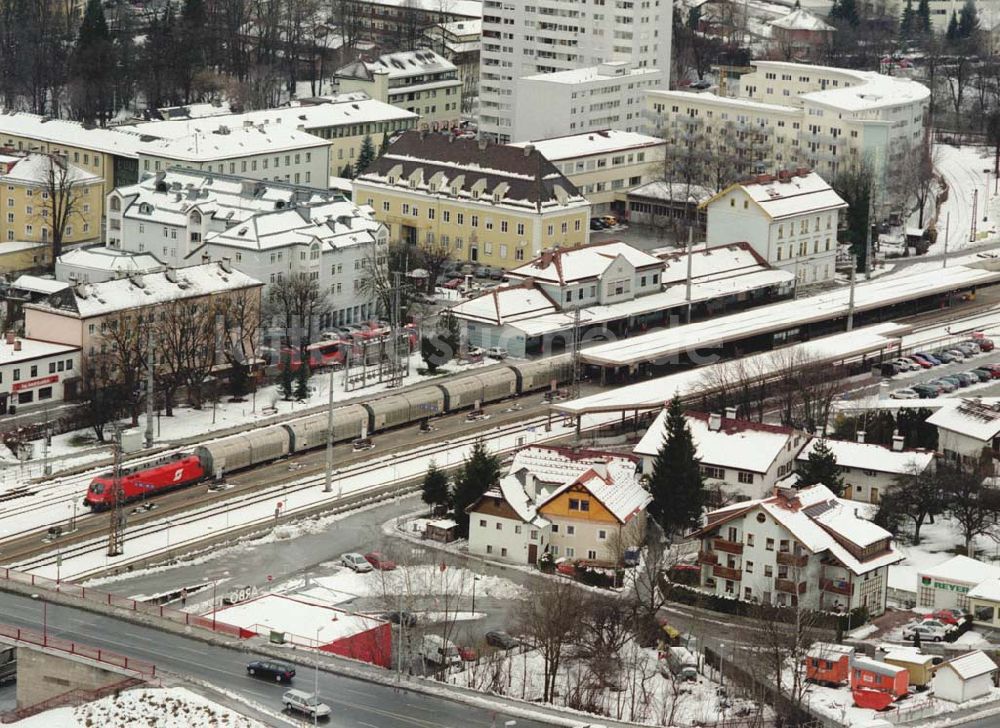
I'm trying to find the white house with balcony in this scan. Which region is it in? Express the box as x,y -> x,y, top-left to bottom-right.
703,169 -> 846,287
926,399 -> 1000,465
690,484 -> 902,615
634,409 -> 806,501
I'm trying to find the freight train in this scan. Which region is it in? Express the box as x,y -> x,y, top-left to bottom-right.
83,355 -> 572,510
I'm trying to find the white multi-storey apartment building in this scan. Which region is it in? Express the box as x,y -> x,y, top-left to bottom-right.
479,0 -> 673,143
645,60 -> 929,188
703,169 -> 846,286
691,484 -> 902,616
512,63 -> 663,142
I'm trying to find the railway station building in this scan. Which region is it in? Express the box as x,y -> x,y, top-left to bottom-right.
0,333 -> 79,415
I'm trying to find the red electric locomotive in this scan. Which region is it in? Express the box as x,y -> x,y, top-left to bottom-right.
83,452 -> 207,510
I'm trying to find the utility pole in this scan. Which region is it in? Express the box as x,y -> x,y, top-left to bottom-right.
107,426 -> 125,557
685,226 -> 694,325
971,189 -> 979,242
570,306 -> 581,400
144,331 -> 155,448
323,366 -> 335,493
846,258 -> 857,332
942,211 -> 951,269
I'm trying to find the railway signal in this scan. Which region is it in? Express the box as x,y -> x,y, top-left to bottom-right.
106,427 -> 125,557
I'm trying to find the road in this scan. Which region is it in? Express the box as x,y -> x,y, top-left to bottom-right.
0,590 -> 557,728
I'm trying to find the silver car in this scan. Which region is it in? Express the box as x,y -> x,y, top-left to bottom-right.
341,552 -> 373,572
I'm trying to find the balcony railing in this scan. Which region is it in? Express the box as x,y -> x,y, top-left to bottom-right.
777,552 -> 808,568
697,551 -> 718,566
713,538 -> 744,555
713,564 -> 742,581
821,578 -> 854,596
775,578 -> 807,594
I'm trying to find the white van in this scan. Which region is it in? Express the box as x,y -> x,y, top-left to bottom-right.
419,634 -> 461,666
664,646 -> 699,681
282,689 -> 331,719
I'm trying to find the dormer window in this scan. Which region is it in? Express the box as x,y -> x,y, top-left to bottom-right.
190,211 -> 202,224
138,203 -> 153,214
388,176 -> 396,184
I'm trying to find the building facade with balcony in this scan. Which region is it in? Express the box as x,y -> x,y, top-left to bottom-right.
926,399 -> 1000,465
689,484 -> 902,615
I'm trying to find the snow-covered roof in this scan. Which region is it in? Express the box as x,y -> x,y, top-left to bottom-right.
926,399 -> 1000,442
883,650 -> 935,666
449,284 -> 558,326
634,410 -> 798,475
194,199 -> 383,254
0,153 -> 102,187
770,8 -> 835,31
336,49 -> 457,82
646,89 -> 799,115
920,555 -> 1000,586
520,63 -> 662,86
28,261 -> 262,318
507,241 -> 662,285
628,180 -> 714,204
139,124 -> 327,162
939,651 -> 997,680
359,0 -> 481,16
796,438 -> 934,476
537,459 -> 651,524
658,242 -> 773,286
509,445 -> 637,486
0,111 -> 150,158
707,171 -> 847,220
807,642 -> 854,659
129,93 -> 417,141
0,336 -> 77,365
56,247 -> 164,278
10,275 -> 69,295
852,656 -> 907,677
434,19 -> 482,36
478,472 -> 550,527
510,130 -> 664,162
968,578 -> 1000,602
694,484 -> 901,576
209,593 -> 386,644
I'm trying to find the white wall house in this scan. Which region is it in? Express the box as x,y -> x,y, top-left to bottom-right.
467,446 -> 651,566
916,556 -> 1000,612
511,63 -> 663,143
704,170 -> 846,287
934,652 -> 998,704
691,484 -> 901,616
0,334 -> 79,414
926,399 -> 1000,464
56,247 -> 164,284
796,436 -> 935,505
634,409 -> 805,501
479,0 -> 673,143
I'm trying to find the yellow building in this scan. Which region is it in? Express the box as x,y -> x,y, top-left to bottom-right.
0,241 -> 50,274
0,153 -> 103,247
353,132 -> 590,268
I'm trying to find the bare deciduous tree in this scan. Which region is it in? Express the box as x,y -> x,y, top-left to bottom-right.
37,153 -> 89,262
518,577 -> 585,703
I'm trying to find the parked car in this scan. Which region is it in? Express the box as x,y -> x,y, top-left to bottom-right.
957,343 -> 980,356
920,618 -> 958,633
420,634 -> 462,666
341,552 -> 373,572
933,350 -> 958,363
929,379 -> 957,393
902,623 -> 948,642
907,355 -> 933,369
922,382 -> 946,395
599,214 -> 618,227
945,349 -> 966,362
364,552 -> 396,571
890,358 -> 918,371
967,369 -> 992,383
590,217 -> 609,229
247,660 -> 296,682
911,384 -> 939,398
976,338 -> 995,352
916,352 -> 942,365
282,690 -> 331,719
486,346 -> 509,360
955,372 -> 979,386
489,268 -> 505,280
890,388 -> 920,399
485,631 -> 520,650
690,79 -> 712,90
932,609 -> 966,625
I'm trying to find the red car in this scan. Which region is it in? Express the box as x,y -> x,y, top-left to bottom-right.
556,560 -> 576,576
364,552 -> 396,571
932,608 -> 965,625
458,646 -> 477,661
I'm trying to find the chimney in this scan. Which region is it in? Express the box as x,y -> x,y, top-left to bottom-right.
522,144 -> 534,157
539,250 -> 553,269
478,138 -> 488,152
892,431 -> 905,452
201,252 -> 210,265
165,267 -> 178,283
13,339 -> 21,352
725,405 -> 738,420
4,331 -> 13,345
709,412 -> 722,432
523,471 -> 537,502
590,458 -> 609,479
220,257 -> 232,273
856,430 -> 866,444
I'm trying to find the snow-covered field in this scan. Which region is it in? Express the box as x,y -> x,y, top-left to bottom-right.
12,687 -> 263,727
448,641 -> 753,726
931,145 -> 1000,256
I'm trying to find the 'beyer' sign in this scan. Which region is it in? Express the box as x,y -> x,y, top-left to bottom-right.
922,576 -> 971,594
11,375 -> 58,393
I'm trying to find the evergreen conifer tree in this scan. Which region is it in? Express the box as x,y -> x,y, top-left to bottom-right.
947,10 -> 960,39
422,461 -> 450,510
795,439 -> 845,495
450,439 -> 501,536
916,0 -> 932,32
280,355 -> 294,400
647,396 -> 705,538
958,0 -> 979,37
355,134 -> 376,176
70,0 -> 115,124
294,359 -> 310,400
900,0 -> 916,37
378,132 -> 391,157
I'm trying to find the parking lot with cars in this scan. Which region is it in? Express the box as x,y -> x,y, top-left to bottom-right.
886,337 -> 1000,399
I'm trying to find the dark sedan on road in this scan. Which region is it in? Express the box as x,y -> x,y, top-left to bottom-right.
485,631 -> 519,650
247,660 -> 296,682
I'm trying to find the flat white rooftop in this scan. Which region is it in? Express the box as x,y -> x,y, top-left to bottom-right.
580,264 -> 1000,367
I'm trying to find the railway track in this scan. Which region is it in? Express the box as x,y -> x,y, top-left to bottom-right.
10,412 -> 583,580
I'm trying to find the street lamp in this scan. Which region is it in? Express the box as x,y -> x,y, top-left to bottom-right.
314,626 -> 321,727
471,575 -> 481,614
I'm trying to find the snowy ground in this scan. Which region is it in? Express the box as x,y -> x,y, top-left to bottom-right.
12,687 -> 263,727
447,640 -> 753,727
930,145 -> 1000,256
